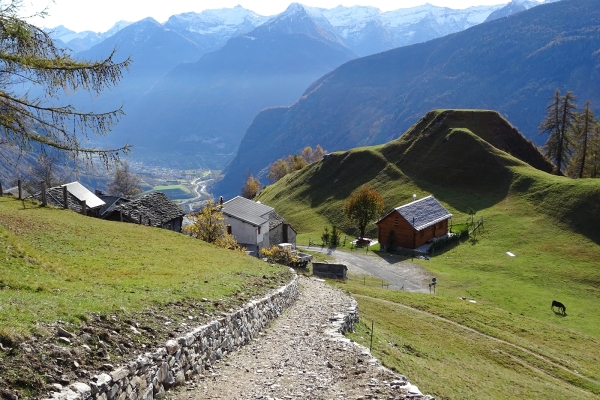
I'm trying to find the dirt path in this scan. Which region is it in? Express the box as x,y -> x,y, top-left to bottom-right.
168,276 -> 431,400
300,246 -> 431,293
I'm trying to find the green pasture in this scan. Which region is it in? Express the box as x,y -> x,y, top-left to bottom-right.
0,196 -> 289,343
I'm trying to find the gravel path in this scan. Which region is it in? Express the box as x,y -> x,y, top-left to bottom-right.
168,276 -> 430,400
300,247 -> 431,293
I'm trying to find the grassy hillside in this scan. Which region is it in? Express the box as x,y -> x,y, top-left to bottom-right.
257,110 -> 600,398
0,196 -> 289,342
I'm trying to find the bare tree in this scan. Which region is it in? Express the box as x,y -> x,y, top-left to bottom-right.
107,162 -> 141,198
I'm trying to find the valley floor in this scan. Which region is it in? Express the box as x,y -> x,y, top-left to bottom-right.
167,276 -> 430,400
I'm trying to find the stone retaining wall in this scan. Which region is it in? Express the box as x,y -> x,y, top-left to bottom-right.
46,271 -> 303,400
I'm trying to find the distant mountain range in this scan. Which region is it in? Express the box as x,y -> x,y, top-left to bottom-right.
48,1 -> 548,56
106,3 -> 357,168
54,1 -> 543,167
37,1 -> 556,176
214,0 -> 597,199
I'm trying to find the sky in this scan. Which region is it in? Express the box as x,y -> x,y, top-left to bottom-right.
22,0 -> 526,32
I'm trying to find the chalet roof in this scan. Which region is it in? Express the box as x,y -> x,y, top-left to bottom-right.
377,195 -> 453,231
114,192 -> 185,227
222,196 -> 274,227
30,181 -> 104,211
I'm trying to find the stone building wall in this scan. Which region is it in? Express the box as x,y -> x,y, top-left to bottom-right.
45,271 -> 307,400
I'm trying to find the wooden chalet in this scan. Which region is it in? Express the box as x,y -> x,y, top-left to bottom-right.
376,195 -> 452,250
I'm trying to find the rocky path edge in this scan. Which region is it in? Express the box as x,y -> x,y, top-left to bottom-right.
168,276 -> 433,400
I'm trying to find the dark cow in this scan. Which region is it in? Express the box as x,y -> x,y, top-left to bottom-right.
551,300 -> 566,315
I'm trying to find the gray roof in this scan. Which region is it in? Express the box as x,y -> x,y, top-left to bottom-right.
222,196 -> 274,227
268,211 -> 285,230
30,181 -> 104,211
97,194 -> 129,217
62,182 -> 105,209
114,192 -> 185,227
379,195 -> 453,231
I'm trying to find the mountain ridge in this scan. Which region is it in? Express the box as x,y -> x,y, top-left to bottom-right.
215,0 -> 599,199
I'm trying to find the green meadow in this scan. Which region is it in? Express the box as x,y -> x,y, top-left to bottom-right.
0,196 -> 289,343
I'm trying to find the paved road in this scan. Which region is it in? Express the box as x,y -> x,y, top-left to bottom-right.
300,246 -> 431,293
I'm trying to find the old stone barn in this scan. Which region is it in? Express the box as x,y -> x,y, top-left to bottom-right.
376,195 -> 452,250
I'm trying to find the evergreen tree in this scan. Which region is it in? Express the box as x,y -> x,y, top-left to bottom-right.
0,0 -> 131,166
320,226 -> 330,247
539,90 -> 577,174
330,226 -> 340,248
568,101 -> 597,178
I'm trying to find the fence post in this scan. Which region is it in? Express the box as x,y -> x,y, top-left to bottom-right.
63,186 -> 68,209
369,320 -> 374,352
41,182 -> 47,206
0,181 -> 3,197
18,180 -> 22,199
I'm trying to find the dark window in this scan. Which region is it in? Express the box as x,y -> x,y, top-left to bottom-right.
227,225 -> 232,235
258,226 -> 261,235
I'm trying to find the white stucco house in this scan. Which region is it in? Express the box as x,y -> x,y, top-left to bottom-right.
221,196 -> 296,256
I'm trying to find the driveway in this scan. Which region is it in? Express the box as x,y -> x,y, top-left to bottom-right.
299,246 -> 431,293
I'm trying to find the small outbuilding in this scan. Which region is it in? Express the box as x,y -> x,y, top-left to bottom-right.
376,195 -> 452,250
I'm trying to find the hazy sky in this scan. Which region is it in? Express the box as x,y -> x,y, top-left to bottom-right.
23,0 -> 526,32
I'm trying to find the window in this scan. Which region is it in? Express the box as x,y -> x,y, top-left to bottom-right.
258,226 -> 261,235
227,225 -> 232,235
394,217 -> 399,226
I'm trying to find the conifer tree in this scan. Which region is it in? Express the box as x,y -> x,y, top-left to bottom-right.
0,0 -> 131,166
539,90 -> 577,174
568,101 -> 596,178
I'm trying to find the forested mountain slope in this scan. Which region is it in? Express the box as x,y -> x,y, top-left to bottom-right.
216,0 -> 600,198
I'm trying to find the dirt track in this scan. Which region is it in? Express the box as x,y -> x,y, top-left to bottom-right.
300,246 -> 431,292
168,276 -> 431,400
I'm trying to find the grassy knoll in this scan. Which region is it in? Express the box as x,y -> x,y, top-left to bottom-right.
257,110 -> 600,398
0,196 -> 289,343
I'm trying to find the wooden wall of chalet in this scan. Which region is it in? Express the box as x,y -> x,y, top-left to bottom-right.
377,211 -> 449,249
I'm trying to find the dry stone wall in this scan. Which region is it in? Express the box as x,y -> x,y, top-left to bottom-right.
45,270 -> 326,400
